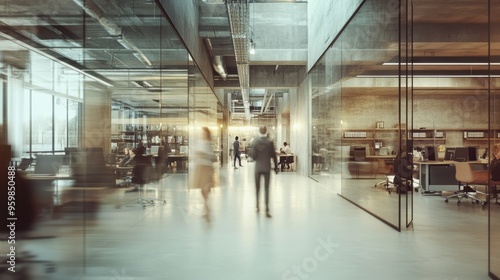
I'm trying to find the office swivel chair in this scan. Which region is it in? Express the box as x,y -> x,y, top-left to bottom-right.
445,162 -> 489,206
285,155 -> 295,171
376,153 -> 419,194
375,159 -> 395,192
129,155 -> 166,209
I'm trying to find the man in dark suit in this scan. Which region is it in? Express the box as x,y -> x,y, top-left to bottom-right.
248,126 -> 278,218
233,136 -> 243,169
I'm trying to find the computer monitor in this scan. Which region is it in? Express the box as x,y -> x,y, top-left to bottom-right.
352,146 -> 366,161
481,148 -> 489,159
34,155 -> 64,175
150,145 -> 160,156
444,147 -> 456,160
455,146 -> 477,162
424,146 -> 438,161
180,145 -> 188,155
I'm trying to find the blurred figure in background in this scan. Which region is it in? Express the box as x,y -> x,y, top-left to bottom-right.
248,126 -> 278,218
191,127 -> 216,221
136,142 -> 147,156
161,137 -> 171,172
279,142 -> 293,171
233,136 -> 243,169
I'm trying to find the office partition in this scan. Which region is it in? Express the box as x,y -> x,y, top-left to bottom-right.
309,0 -> 414,231
490,2 -> 500,279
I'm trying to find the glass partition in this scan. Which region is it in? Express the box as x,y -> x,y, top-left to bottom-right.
490,2 -> 500,278
310,0 -> 403,229
0,0 -> 215,278
0,1 -> 87,277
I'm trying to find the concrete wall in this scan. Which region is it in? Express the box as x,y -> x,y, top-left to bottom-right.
83,90 -> 111,155
341,93 -> 492,151
159,0 -> 214,89
307,0 -> 364,71
289,80 -> 310,176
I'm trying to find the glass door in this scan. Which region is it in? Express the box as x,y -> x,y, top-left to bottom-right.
400,0 -> 414,229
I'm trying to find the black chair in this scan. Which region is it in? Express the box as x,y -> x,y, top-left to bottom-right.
130,155 -> 166,208
375,159 -> 394,191
285,155 -> 295,171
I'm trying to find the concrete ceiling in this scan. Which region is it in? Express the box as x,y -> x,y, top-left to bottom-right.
0,0 -> 498,119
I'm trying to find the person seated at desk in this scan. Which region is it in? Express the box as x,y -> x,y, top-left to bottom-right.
127,151 -> 152,192
278,142 -> 293,171
392,147 -> 414,193
117,147 -> 131,167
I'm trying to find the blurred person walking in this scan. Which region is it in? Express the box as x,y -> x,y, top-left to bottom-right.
191,127 -> 216,221
248,126 -> 278,218
233,136 -> 243,169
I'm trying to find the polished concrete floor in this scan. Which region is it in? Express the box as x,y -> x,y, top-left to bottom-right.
0,159 -> 497,280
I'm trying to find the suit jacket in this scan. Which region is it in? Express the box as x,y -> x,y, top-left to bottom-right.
250,136 -> 277,173
233,140 -> 241,156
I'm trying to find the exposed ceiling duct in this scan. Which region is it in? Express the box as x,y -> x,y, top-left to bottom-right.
71,0 -> 152,66
204,38 -> 228,80
226,0 -> 251,119
212,55 -> 228,80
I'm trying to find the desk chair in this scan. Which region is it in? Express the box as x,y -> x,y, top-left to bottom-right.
376,156 -> 418,194
129,156 -> 166,209
375,159 -> 395,192
445,162 -> 489,206
285,155 -> 295,171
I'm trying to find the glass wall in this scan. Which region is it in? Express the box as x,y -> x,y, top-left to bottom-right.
490,2 -> 500,279
309,0 -> 403,229
1,0 -> 220,279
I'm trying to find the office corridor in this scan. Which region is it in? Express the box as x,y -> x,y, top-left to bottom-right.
1,159 -> 492,280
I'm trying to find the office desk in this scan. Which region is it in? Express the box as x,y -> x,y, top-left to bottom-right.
25,174 -> 75,216
367,155 -> 396,174
416,161 -> 488,194
167,154 -> 189,170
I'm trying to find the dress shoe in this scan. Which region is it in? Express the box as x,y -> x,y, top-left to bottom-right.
239,165 -> 244,167
234,166 -> 238,169
265,212 -> 272,218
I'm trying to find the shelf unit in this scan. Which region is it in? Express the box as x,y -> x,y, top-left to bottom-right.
325,126 -> 500,157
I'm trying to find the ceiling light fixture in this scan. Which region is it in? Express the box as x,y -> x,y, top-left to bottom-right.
249,39 -> 256,55
131,80 -> 154,88
0,32 -> 113,87
383,62 -> 500,66
357,74 -> 500,78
